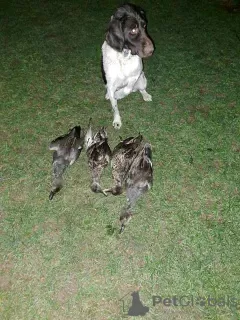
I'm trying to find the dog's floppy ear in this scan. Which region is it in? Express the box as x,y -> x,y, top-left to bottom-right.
106,18 -> 124,52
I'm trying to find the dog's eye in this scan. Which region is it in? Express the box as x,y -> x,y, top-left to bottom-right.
130,28 -> 138,35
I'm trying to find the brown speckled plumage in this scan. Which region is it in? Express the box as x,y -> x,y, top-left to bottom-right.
85,120 -> 112,196
104,134 -> 153,232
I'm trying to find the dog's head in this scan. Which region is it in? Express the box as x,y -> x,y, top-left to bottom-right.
106,4 -> 154,58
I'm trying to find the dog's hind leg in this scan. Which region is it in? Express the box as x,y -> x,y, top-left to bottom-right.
133,72 -> 152,102
140,90 -> 152,102
114,86 -> 132,100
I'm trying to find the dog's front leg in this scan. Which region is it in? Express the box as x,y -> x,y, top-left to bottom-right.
107,88 -> 122,129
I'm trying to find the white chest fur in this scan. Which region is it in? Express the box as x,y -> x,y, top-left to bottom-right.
102,41 -> 143,82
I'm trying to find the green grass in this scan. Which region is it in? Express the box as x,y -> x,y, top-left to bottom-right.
1,0 -> 240,319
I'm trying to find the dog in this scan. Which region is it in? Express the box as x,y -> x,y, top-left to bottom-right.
49,126 -> 84,200
102,3 -> 154,129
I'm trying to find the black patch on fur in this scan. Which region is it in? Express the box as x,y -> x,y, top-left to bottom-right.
105,3 -> 154,58
101,55 -> 107,84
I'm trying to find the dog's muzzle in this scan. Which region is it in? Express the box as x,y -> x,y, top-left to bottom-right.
142,37 -> 154,58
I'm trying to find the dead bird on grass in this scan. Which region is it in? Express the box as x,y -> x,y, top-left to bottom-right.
85,119 -> 112,196
120,142 -> 153,233
49,126 -> 84,200
104,135 -> 153,233
104,134 -> 143,196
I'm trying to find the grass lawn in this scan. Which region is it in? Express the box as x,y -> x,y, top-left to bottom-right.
1,0 -> 240,319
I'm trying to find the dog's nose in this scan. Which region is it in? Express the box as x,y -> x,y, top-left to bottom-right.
145,45 -> 154,57
144,39 -> 154,57
146,47 -> 154,56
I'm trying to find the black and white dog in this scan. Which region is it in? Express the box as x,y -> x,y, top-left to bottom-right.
102,3 -> 154,129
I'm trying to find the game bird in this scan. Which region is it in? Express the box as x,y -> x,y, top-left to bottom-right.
104,134 -> 153,232
104,134 -> 143,196
120,142 -> 153,233
85,119 -> 112,196
49,126 -> 84,200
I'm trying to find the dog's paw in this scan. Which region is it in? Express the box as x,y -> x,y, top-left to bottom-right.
105,93 -> 109,100
113,115 -> 122,129
113,120 -> 122,129
142,92 -> 152,102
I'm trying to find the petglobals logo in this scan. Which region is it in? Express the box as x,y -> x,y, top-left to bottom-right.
120,290 -> 149,317
152,295 -> 240,309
